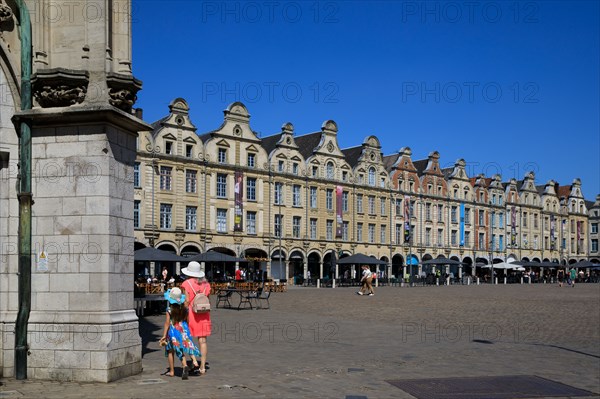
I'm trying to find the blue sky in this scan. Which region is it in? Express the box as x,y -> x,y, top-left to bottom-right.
132,0 -> 599,200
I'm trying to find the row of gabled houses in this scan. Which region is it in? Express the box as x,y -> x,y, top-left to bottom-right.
133,98 -> 600,280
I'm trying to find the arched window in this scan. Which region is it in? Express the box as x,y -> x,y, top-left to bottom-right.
368,167 -> 376,186
326,162 -> 334,179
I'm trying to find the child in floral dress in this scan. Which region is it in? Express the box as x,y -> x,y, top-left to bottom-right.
161,288 -> 200,379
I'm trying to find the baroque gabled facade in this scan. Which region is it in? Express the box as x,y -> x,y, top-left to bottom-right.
133,100 -> 599,281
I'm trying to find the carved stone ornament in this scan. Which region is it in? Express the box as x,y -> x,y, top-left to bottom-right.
32,68 -> 89,108
327,141 -> 334,153
106,72 -> 142,112
0,4 -> 13,22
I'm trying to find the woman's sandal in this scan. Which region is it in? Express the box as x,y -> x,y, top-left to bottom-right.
182,366 -> 189,380
199,368 -> 206,375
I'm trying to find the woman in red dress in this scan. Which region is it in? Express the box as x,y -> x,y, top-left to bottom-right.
181,261 -> 211,375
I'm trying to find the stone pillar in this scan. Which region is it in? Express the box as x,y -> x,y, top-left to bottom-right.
7,107 -> 149,382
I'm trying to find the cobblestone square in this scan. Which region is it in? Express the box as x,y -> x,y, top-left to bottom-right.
1,284 -> 599,398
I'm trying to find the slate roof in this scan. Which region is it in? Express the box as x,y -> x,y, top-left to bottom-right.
412,159 -> 428,176
341,146 -> 363,168
294,132 -> 322,159
382,154 -> 398,172
441,167 -> 453,179
260,133 -> 282,155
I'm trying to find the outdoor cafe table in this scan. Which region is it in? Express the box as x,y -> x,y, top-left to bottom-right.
214,287 -> 255,310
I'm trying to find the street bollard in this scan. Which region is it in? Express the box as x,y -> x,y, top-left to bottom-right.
317,279 -> 320,288
332,279 -> 336,288
476,277 -> 480,285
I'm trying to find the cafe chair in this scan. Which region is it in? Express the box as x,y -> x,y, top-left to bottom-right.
216,289 -> 233,309
256,288 -> 271,310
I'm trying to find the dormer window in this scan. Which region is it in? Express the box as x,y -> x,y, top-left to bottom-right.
368,167 -> 376,186
312,166 -> 318,177
326,162 -> 334,179
342,171 -> 348,181
292,162 -> 298,175
218,148 -> 227,164
380,177 -> 385,188
165,141 -> 173,155
247,153 -> 256,168
278,160 -> 285,172
185,144 -> 193,158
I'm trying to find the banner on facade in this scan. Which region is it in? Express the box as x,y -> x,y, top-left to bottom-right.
561,219 -> 566,249
550,215 -> 555,250
404,195 -> 411,243
459,203 -> 465,246
577,220 -> 581,253
335,185 -> 343,238
234,170 -> 243,231
511,206 -> 517,246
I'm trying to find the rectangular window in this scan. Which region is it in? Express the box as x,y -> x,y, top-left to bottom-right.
165,141 -> 173,155
451,206 -> 458,223
310,187 -> 317,208
274,182 -> 283,205
160,166 -> 172,190
216,174 -> 227,198
464,207 -> 470,224
591,239 -> 598,252
451,230 -> 457,246
380,225 -> 386,244
478,233 -> 485,249
591,223 -> 598,234
217,209 -> 227,232
274,214 -> 282,237
218,148 -> 227,163
186,170 -> 197,193
247,153 -> 256,168
247,178 -> 256,201
160,203 -> 172,229
278,160 -> 284,172
293,216 -> 301,238
186,206 -> 197,231
499,235 -> 504,251
491,234 -> 496,250
133,162 -> 140,187
326,220 -> 333,240
357,194 -> 364,213
499,212 -> 504,228
186,144 -> 193,158
342,191 -> 349,212
437,229 -> 443,246
368,224 -> 375,243
464,231 -> 470,246
380,198 -> 386,216
425,228 -> 431,246
395,198 -> 402,216
342,221 -> 349,241
247,212 -> 256,234
357,223 -> 363,242
293,185 -> 301,207
368,196 -> 375,215
534,213 -> 539,229
426,203 -> 432,221
326,189 -> 333,210
312,166 -> 318,177
438,204 -> 443,222
534,235 -> 539,250
292,163 -> 298,175
478,210 -> 484,225
523,212 -> 528,227
310,218 -> 317,239
134,200 -> 140,228
342,171 -> 348,181
491,211 -> 496,228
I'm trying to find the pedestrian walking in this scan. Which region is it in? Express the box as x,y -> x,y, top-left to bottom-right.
181,261 -> 212,375
557,268 -> 565,287
357,265 -> 375,296
160,287 -> 200,379
569,267 -> 577,287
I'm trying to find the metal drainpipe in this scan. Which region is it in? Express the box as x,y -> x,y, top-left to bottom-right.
15,0 -> 33,380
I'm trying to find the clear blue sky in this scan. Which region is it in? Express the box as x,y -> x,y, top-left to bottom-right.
132,0 -> 599,200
